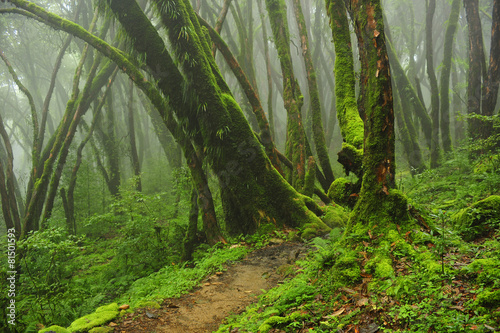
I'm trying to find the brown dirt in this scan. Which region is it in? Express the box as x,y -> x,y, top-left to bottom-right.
110,241 -> 308,333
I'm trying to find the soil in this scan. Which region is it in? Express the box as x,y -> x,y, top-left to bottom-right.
110,240 -> 309,333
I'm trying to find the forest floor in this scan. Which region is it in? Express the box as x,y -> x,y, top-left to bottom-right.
109,240 -> 309,333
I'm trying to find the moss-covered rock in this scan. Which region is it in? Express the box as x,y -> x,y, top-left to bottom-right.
39,325 -> 70,333
452,195 -> 500,240
68,303 -> 119,332
321,204 -> 349,228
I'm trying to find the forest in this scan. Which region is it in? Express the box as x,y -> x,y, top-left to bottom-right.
0,0 -> 499,332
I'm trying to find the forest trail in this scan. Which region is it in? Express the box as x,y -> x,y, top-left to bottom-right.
112,241 -> 308,333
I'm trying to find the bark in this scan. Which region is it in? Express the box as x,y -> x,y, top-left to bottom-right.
349,0 -> 405,224
464,0 -> 486,138
439,0 -> 461,153
325,0 -> 364,178
264,0 -> 308,191
482,0 -> 500,119
426,0 -> 441,168
127,81 -> 142,192
292,0 -> 334,187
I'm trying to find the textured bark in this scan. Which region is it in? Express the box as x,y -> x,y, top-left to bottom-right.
349,0 -> 404,224
464,0 -> 486,138
426,0 -> 441,168
292,0 -> 334,187
325,0 -> 364,178
439,0 -> 461,153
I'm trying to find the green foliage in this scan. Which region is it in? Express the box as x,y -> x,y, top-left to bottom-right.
452,195 -> 500,240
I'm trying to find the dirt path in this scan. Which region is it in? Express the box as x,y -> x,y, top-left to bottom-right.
113,241 -> 308,333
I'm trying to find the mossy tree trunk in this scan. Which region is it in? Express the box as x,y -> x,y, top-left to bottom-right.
127,81 -> 142,192
349,0 -> 405,224
426,0 -> 441,168
292,0 -> 335,187
325,0 -> 364,180
264,0 -> 308,191
439,0 -> 460,153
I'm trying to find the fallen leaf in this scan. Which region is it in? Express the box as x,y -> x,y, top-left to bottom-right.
119,304 -> 130,310
109,322 -> 118,327
330,308 -> 346,317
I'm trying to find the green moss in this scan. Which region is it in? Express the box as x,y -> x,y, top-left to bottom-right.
327,177 -> 359,207
321,204 -> 349,228
452,195 -> 500,240
463,258 -> 500,285
475,290 -> 500,308
366,254 -> 394,279
68,304 -> 119,333
258,312 -> 303,332
39,326 -> 70,333
330,250 -> 362,285
134,300 -> 161,309
88,328 -> 114,333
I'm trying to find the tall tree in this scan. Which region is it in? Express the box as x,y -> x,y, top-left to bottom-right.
292,0 -> 335,187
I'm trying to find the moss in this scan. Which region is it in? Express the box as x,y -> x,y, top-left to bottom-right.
88,328 -> 114,333
134,300 -> 161,309
366,254 -> 394,279
463,258 -> 500,285
68,304 -> 119,333
452,195 -> 500,240
321,204 -> 349,228
327,177 -> 359,208
475,290 -> 500,308
39,326 -> 70,333
330,250 -> 362,285
258,311 -> 303,332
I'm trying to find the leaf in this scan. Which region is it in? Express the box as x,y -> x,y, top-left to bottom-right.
330,308 -> 345,317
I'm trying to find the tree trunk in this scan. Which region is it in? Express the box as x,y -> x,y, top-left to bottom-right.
349,0 -> 406,224
182,186 -> 199,262
292,0 -> 334,187
127,80 -> 142,192
439,0 -> 461,153
325,0 -> 364,179
464,0 -> 486,139
426,0 -> 441,168
482,0 -> 500,119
